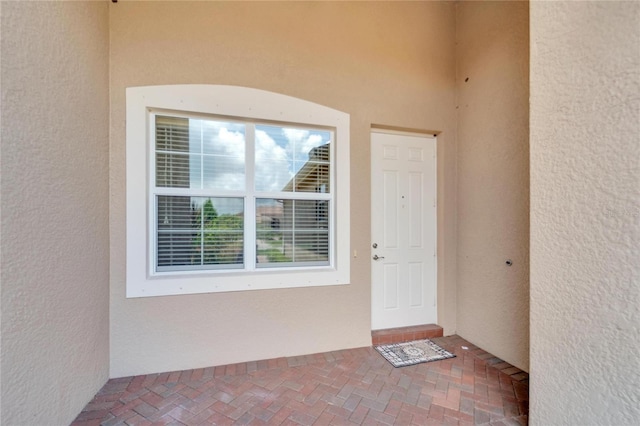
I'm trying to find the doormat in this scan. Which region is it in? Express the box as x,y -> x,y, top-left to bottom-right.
375,339 -> 456,367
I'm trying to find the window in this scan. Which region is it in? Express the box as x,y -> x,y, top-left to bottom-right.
126,85 -> 350,297
153,114 -> 332,272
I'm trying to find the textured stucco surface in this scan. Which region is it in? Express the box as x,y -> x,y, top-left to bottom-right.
530,1 -> 640,424
0,1 -> 110,424
109,1 -> 458,377
455,1 -> 530,371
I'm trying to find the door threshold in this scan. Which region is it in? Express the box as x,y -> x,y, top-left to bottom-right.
371,324 -> 443,345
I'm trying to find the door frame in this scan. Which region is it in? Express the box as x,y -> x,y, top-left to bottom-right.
370,128 -> 438,330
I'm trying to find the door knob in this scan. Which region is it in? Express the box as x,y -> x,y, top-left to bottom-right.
373,254 -> 385,260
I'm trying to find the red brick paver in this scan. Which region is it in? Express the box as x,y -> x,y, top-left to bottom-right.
72,335 -> 528,425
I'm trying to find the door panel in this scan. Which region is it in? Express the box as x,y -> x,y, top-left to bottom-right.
383,264 -> 399,309
371,131 -> 437,330
409,171 -> 423,248
383,171 -> 399,248
409,262 -> 423,307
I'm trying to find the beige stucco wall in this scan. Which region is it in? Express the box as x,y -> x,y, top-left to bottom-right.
109,1 -> 458,377
530,1 -> 640,424
0,1 -> 110,424
455,1 -> 530,371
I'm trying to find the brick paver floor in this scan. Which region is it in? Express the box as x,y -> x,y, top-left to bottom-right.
72,335 -> 528,425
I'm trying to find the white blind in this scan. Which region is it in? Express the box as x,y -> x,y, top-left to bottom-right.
154,115 -> 246,271
255,199 -> 329,267
156,196 -> 244,271
155,115 -> 246,191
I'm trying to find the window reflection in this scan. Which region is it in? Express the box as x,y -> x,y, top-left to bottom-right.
155,116 -> 246,191
255,124 -> 331,193
256,198 -> 329,266
157,196 -> 244,270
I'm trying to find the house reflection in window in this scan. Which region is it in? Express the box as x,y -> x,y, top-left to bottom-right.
278,143 -> 331,263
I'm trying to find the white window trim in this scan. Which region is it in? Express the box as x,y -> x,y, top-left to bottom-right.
126,85 -> 350,298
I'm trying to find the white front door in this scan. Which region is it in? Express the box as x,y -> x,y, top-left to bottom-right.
371,131 -> 437,330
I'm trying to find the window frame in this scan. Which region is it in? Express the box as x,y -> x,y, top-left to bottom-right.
126,85 -> 350,298
150,111 -> 335,273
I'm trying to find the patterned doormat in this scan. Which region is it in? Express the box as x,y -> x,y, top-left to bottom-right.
375,339 -> 456,367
